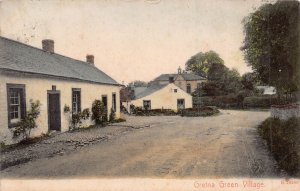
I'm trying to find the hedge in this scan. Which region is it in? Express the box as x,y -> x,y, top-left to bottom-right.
193,95 -> 283,109
258,117 -> 300,176
243,96 -> 279,108
131,106 -> 219,117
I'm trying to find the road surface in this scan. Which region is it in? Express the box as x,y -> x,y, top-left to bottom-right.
1,110 -> 280,178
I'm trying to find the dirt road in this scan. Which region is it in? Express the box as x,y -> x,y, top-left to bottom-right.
1,110 -> 281,178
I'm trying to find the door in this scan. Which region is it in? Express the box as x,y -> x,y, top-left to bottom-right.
48,93 -> 61,131
177,99 -> 185,109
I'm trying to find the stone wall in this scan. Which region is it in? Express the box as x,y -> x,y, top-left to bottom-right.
270,104 -> 300,120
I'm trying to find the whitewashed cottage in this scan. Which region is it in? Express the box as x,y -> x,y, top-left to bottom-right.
0,37 -> 121,144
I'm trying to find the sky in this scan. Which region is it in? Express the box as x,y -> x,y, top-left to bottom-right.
0,0 -> 269,84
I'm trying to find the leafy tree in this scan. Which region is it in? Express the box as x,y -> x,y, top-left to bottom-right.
194,64 -> 242,96
185,50 -> 224,76
241,72 -> 257,90
128,80 -> 148,87
241,0 -> 300,96
120,87 -> 135,102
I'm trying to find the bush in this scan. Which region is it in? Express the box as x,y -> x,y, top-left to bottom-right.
130,105 -> 219,117
180,106 -> 220,117
258,117 -> 300,176
69,108 -> 91,130
13,100 -> 41,140
109,108 -> 116,122
243,96 -> 279,108
92,100 -> 107,125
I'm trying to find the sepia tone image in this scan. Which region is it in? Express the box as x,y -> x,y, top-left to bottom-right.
0,0 -> 299,190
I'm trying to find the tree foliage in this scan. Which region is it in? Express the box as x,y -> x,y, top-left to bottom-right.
13,100 -> 41,140
120,87 -> 135,102
242,0 -> 300,94
185,50 -> 224,76
241,72 -> 258,90
128,80 -> 148,87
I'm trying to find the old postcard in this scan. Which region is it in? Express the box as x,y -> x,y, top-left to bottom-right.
0,0 -> 299,190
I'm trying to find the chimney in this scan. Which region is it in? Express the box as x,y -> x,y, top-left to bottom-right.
86,54 -> 94,65
42,39 -> 54,53
169,76 -> 174,83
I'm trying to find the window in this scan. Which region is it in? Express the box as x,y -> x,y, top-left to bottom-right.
112,93 -> 116,112
72,88 -> 81,113
177,99 -> 185,109
187,83 -> 191,94
143,100 -> 151,110
174,89 -> 177,93
102,95 -> 108,110
7,84 -> 26,127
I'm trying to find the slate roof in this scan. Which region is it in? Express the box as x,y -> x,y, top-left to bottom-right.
153,73 -> 206,81
134,84 -> 168,99
0,37 -> 119,85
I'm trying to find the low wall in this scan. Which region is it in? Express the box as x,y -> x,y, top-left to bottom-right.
270,104 -> 300,120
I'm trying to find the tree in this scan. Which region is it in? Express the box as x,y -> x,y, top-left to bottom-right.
185,50 -> 224,76
128,80 -> 148,87
120,87 -> 134,102
241,0 -> 300,96
241,72 -> 257,90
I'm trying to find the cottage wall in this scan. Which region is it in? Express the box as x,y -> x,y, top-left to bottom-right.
0,72 -> 120,144
130,83 -> 192,110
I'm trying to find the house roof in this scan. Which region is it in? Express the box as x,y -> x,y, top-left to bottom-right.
133,86 -> 147,96
0,37 -> 119,86
134,83 -> 168,99
153,73 -> 206,81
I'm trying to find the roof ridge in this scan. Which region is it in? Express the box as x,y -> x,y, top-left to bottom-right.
0,36 -> 96,68
0,36 -> 120,85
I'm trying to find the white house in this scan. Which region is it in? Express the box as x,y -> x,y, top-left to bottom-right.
0,37 -> 121,144
124,83 -> 192,112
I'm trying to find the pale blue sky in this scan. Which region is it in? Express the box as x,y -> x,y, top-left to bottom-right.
0,0 -> 269,84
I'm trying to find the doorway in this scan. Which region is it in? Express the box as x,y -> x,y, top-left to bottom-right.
48,91 -> 61,131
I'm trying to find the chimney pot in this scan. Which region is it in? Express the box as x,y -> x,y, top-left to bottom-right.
86,54 -> 94,65
42,39 -> 54,53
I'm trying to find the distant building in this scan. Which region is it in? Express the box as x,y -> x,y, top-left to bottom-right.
150,67 -> 207,94
256,86 -> 276,95
128,83 -> 192,112
0,37 -> 120,144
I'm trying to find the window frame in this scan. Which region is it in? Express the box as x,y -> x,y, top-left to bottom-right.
7,84 -> 26,128
72,88 -> 81,113
186,83 -> 191,94
177,99 -> 185,109
143,100 -> 151,110
112,93 -> 116,112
